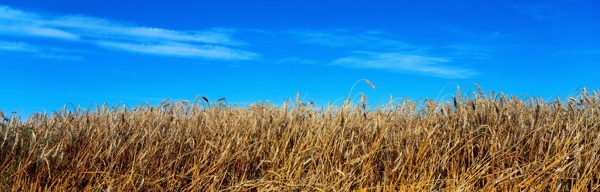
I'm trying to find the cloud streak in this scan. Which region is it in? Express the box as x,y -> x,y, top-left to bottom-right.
0,40 -> 38,52
0,5 -> 257,60
330,51 -> 478,79
288,29 -> 480,78
0,40 -> 84,60
288,29 -> 413,50
97,41 -> 260,60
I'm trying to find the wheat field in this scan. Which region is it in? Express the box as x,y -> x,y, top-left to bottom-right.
1,86 -> 599,191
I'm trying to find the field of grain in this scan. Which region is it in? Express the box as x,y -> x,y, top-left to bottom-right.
1,86 -> 599,191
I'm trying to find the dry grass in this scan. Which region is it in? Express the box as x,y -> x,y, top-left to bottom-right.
1,86 -> 600,191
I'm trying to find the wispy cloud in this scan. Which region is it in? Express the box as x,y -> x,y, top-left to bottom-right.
0,40 -> 83,60
288,29 -> 414,50
0,5 -> 258,60
97,41 -> 259,60
0,40 -> 38,52
330,51 -> 478,79
0,6 -> 81,40
288,29 -> 480,78
29,27 -> 80,40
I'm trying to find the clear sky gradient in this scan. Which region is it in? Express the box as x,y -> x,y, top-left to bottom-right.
1,0 -> 599,119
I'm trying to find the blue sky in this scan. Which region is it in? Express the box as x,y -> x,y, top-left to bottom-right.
1,0 -> 599,119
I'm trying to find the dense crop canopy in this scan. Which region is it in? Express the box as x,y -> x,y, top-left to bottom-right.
1,88 -> 599,191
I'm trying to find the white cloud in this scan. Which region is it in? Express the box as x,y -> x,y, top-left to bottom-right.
0,40 -> 85,60
288,29 -> 413,50
97,41 -> 260,60
0,25 -> 80,40
0,5 -> 34,20
0,5 -> 256,60
118,27 -> 240,45
287,29 -> 481,78
0,40 -> 38,52
0,6 -> 239,44
0,6 -> 79,40
330,51 -> 478,79
27,27 -> 80,40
